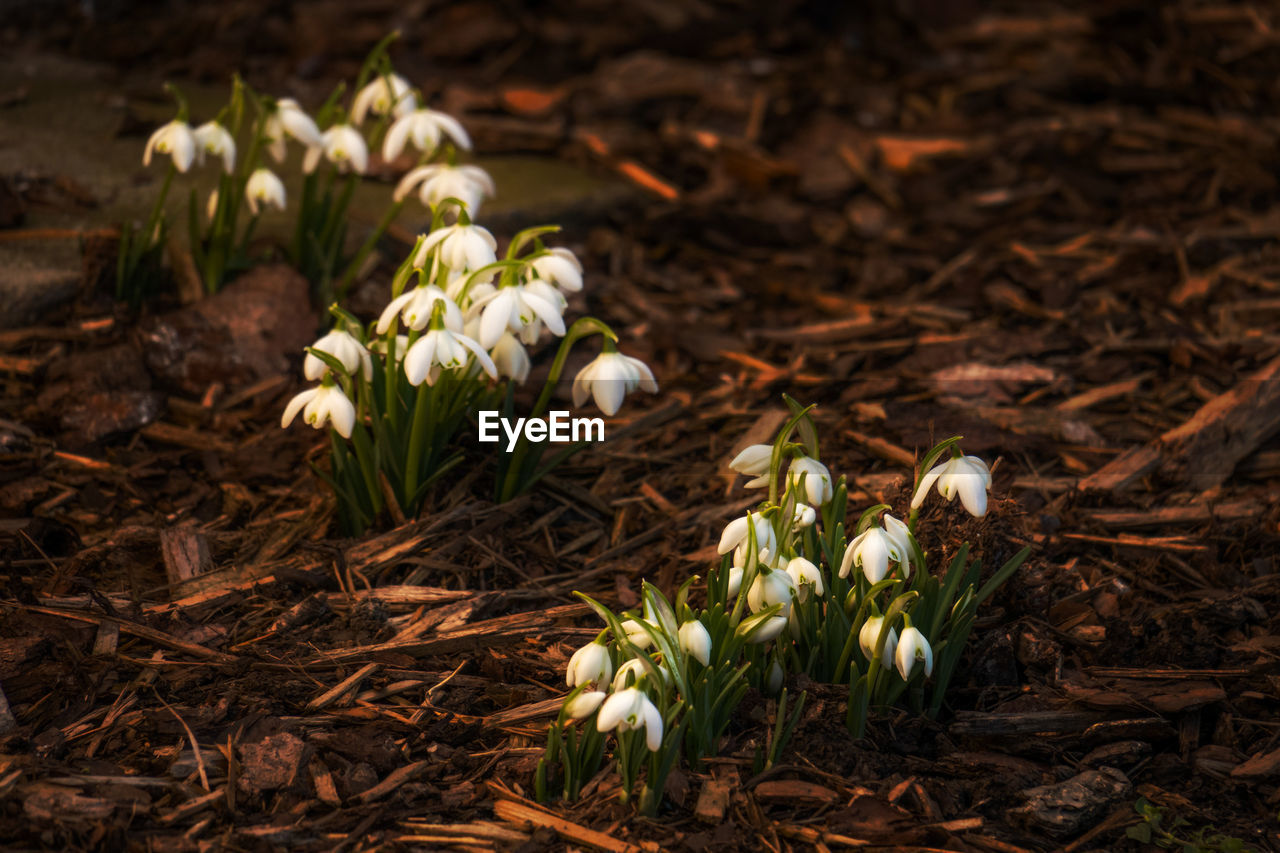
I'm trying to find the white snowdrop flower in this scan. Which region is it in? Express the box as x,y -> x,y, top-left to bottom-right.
678,620 -> 712,666
144,120 -> 197,172
612,657 -> 644,690
572,350 -> 657,417
303,124 -> 369,175
743,615 -> 788,644
729,444 -> 773,489
417,222 -> 497,272
788,456 -> 833,506
785,557 -> 824,595
725,566 -> 744,599
265,98 -> 323,162
490,333 -> 531,383
245,168 -> 287,215
403,327 -> 496,387
473,284 -> 566,350
304,329 -> 372,382
382,107 -> 472,161
193,121 -> 236,173
747,568 -> 797,616
895,626 -> 934,680
375,285 -> 463,334
281,383 -> 355,439
395,163 -> 494,214
565,690 -> 606,720
528,248 -> 583,294
911,454 -> 993,518
791,502 -> 817,530
351,73 -> 417,125
858,616 -> 898,670
839,517 -> 911,584
205,188 -> 220,223
596,687 -> 663,751
566,641 -> 613,688
717,512 -> 776,565
619,620 -> 657,650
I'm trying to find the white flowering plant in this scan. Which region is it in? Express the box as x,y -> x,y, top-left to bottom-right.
536,579 -> 778,815
538,397 -> 1028,813
118,33 -> 490,305
282,218 -> 656,534
116,84 -> 194,307
721,400 -> 1029,736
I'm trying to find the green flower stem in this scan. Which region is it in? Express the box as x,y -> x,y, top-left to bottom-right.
142,164 -> 177,253
402,379 -> 433,504
498,317 -> 618,502
347,422 -> 383,517
530,317 -> 617,421
384,327 -> 406,434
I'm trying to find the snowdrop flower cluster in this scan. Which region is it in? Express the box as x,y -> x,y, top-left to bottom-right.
541,404 -> 1028,815
122,38 -> 498,304
281,211 -> 655,530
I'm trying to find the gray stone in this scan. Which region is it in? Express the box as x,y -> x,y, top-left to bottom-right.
1012,767 -> 1132,839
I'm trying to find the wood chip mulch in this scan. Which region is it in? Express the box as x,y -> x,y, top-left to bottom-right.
2,2 -> 1279,850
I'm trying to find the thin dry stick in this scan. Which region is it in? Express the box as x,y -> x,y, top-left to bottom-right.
155,690 -> 211,792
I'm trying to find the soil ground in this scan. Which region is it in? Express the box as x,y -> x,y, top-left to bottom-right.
1,2 -> 1279,851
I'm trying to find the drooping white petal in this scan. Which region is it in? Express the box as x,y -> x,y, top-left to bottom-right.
281,387 -> 319,428
911,463 -> 947,509
596,687 -> 645,733
277,99 -> 323,149
382,116 -> 414,162
565,690 -> 606,720
478,289 -> 518,349
323,388 -> 356,438
641,697 -> 664,751
455,332 -> 498,380
403,333 -> 439,386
